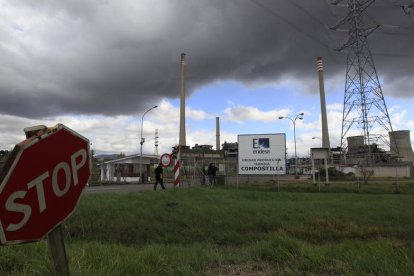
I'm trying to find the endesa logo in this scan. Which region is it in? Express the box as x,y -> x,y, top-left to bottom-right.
252,138 -> 270,154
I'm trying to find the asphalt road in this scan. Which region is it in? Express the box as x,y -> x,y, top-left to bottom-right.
84,182 -> 182,193
84,175 -> 308,194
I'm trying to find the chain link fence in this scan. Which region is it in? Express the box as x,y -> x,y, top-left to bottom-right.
167,157 -> 286,187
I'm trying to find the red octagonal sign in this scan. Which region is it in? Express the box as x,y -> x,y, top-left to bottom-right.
0,124 -> 91,245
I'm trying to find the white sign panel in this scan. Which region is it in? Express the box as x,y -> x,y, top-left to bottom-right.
238,134 -> 286,175
311,148 -> 329,159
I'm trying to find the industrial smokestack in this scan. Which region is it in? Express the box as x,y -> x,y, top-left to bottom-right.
317,57 -> 330,149
216,117 -> 220,151
179,53 -> 186,146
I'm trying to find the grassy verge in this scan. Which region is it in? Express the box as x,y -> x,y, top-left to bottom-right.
1,185 -> 414,275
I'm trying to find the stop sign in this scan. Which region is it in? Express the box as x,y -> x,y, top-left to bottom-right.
0,124 -> 91,245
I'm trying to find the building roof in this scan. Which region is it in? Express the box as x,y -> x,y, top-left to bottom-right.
99,154 -> 159,165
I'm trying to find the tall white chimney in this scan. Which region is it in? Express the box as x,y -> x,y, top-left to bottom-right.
317,57 -> 330,149
179,53 -> 186,146
216,117 -> 220,151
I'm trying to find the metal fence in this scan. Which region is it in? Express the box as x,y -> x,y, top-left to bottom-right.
165,157 -> 287,187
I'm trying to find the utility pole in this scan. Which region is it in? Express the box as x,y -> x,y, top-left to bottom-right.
139,105 -> 158,183
331,0 -> 396,165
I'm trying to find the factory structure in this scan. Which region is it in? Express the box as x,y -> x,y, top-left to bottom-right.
172,51 -> 414,179
311,55 -> 413,178
174,2 -> 414,180
99,44 -> 413,184
328,1 -> 413,177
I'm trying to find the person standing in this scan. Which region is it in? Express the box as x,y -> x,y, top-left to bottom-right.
154,163 -> 165,190
207,163 -> 218,186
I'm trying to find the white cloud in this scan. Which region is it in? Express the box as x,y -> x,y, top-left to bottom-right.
1,95 -> 411,160
187,109 -> 214,121
290,103 -> 344,155
327,103 -> 343,111
224,105 -> 291,123
151,99 -> 213,123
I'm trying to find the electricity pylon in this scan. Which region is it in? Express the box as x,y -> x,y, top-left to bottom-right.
331,0 -> 396,164
154,129 -> 159,157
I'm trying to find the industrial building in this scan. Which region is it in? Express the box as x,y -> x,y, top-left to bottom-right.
99,154 -> 158,184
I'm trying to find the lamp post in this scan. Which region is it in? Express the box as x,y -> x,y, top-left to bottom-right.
139,105 -> 158,183
276,158 -> 281,191
279,112 -> 304,176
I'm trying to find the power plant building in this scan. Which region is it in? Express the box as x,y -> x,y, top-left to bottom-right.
389,130 -> 414,163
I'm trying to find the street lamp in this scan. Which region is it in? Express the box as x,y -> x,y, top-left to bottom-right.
279,112 -> 304,176
276,158 -> 281,191
312,136 -> 321,146
139,105 -> 158,183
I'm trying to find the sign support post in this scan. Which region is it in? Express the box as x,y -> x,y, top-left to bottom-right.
48,225 -> 69,276
311,148 -> 330,188
173,146 -> 180,187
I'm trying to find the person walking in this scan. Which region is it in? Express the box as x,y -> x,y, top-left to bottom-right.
154,163 -> 165,190
207,163 -> 218,186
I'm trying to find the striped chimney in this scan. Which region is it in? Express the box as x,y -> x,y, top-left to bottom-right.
317,57 -> 330,149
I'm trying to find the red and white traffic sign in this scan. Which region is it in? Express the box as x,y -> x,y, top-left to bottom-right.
160,153 -> 172,167
0,124 -> 91,245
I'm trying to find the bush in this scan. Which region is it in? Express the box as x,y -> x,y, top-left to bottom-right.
317,167 -> 356,181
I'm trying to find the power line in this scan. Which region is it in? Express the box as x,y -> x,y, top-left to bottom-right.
375,31 -> 414,36
249,0 -> 332,50
372,52 -> 414,58
248,0 -> 413,60
322,0 -> 337,16
289,0 -> 328,27
365,9 -> 414,31
375,0 -> 414,14
288,0 -> 340,43
248,0 -> 340,62
335,49 -> 414,58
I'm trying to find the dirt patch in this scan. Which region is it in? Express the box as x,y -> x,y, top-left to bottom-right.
204,262 -> 274,275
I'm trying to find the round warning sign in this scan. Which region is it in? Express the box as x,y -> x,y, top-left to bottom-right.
160,153 -> 172,167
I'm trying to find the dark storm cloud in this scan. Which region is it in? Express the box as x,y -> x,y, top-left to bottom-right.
0,0 -> 412,118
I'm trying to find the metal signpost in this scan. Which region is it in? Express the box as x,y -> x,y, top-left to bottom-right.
311,147 -> 330,189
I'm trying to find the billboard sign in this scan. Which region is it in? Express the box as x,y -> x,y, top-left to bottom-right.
238,134 -> 286,175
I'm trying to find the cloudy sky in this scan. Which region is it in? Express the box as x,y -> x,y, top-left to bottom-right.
0,0 -> 413,157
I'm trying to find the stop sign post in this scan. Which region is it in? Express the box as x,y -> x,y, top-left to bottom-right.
0,124 -> 91,245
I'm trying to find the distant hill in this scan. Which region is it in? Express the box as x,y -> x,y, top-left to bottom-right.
94,154 -> 119,161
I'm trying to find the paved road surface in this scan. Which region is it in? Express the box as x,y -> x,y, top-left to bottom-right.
84,175 -> 311,194
85,182 -> 185,194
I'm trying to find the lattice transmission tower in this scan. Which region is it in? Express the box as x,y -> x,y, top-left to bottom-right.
154,129 -> 159,157
331,0 -> 397,164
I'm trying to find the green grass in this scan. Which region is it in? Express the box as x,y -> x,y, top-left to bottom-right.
1,185 -> 414,275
